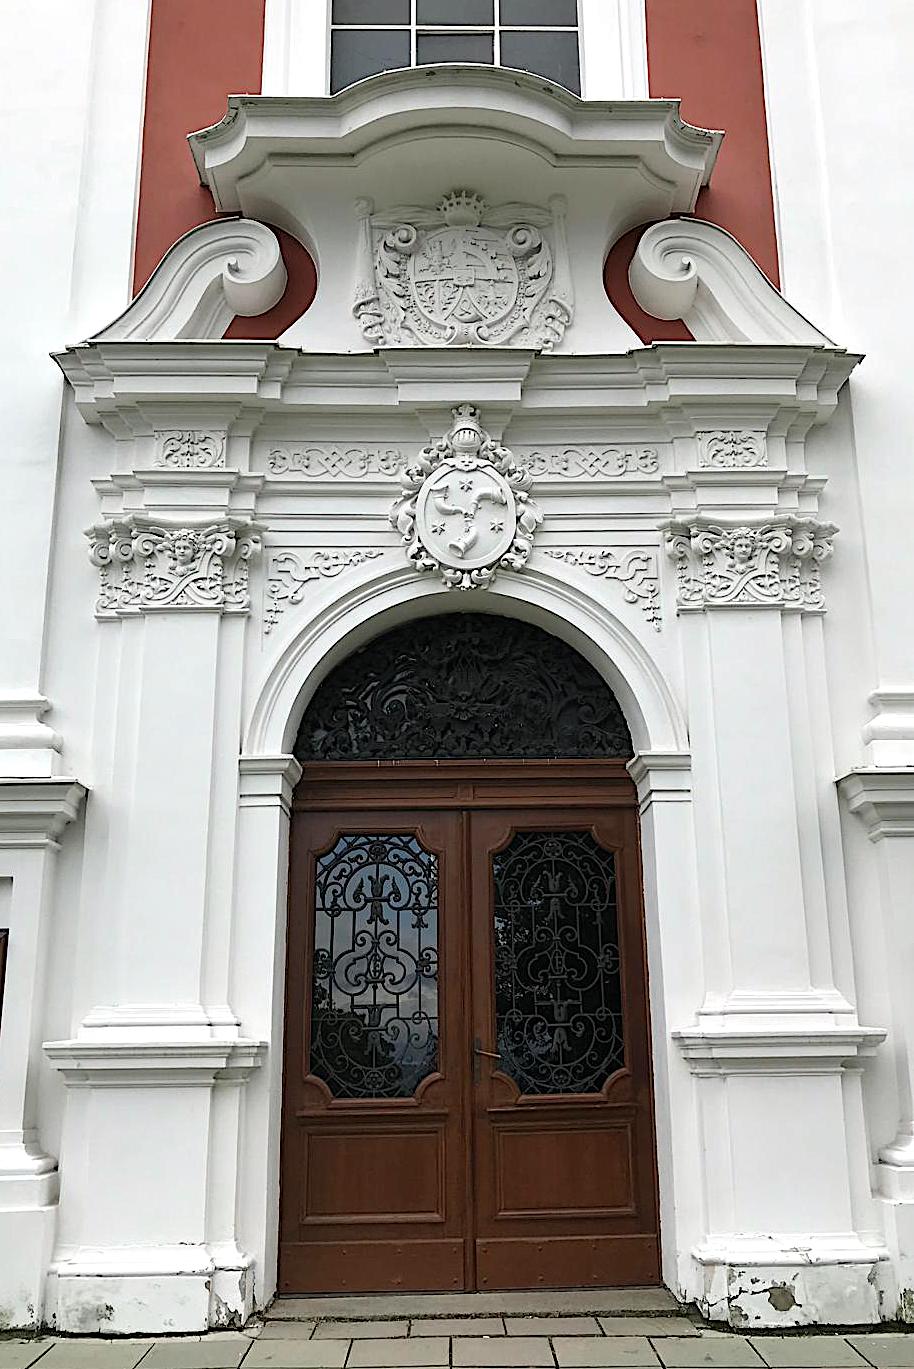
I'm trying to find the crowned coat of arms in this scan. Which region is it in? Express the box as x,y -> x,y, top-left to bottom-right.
391,406 -> 543,591
354,190 -> 574,350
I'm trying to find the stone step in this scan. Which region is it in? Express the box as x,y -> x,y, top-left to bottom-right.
268,1289 -> 682,1321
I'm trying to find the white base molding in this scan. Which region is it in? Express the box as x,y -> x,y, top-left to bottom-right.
693,1237 -> 887,1328
45,1242 -> 256,1334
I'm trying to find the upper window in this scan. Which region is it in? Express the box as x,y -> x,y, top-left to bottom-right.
330,0 -> 581,96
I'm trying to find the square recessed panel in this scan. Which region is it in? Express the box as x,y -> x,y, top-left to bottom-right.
501,0 -> 578,23
418,0 -> 494,21
332,0 -> 410,22
330,29 -> 411,92
417,31 -> 495,64
500,29 -> 580,92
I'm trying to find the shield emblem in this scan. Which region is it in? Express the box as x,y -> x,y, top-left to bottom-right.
410,227 -> 519,330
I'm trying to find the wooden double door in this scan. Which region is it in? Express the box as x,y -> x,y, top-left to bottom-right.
279,763 -> 659,1294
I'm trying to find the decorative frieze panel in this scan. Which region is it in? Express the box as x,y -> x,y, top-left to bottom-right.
267,445 -> 403,478
522,447 -> 660,479
86,516 -> 261,617
664,516 -> 836,612
391,405 -> 542,591
697,430 -> 767,469
354,190 -> 573,350
543,549 -> 661,630
264,549 -> 385,632
155,430 -> 226,470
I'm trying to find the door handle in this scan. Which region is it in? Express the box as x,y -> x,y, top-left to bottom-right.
473,1036 -> 501,1083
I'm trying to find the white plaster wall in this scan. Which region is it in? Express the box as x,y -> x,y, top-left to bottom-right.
759,0 -> 914,704
0,0 -> 149,767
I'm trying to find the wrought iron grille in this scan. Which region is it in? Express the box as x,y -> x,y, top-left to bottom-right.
295,613 -> 632,761
309,832 -> 439,1099
493,830 -> 624,1094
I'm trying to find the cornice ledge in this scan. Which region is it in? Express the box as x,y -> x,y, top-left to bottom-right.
674,1026 -> 886,1074
630,219 -> 836,346
839,768 -> 914,838
0,779 -> 87,845
189,69 -> 720,208
87,219 -> 287,343
43,1038 -> 266,1087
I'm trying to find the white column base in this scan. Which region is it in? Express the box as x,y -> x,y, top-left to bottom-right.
45,1241 -> 256,1334
0,1193 -> 57,1329
693,1237 -> 885,1327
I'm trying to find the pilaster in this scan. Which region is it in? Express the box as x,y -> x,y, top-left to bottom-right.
0,779 -> 85,1328
662,450 -> 885,1324
840,769 -> 914,1319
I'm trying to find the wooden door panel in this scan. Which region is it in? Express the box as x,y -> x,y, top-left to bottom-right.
492,1120 -> 636,1217
302,1125 -> 447,1223
476,1234 -> 661,1290
470,808 -> 660,1289
280,808 -> 471,1294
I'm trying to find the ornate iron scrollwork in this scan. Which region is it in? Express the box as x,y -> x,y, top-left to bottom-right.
493,830 -> 625,1095
295,613 -> 632,761
309,833 -> 439,1100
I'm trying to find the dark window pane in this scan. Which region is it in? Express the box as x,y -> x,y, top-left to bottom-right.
332,0 -> 410,21
417,0 -> 493,20
417,31 -> 495,64
310,833 -> 439,1100
330,29 -> 411,91
493,831 -> 624,1095
501,0 -> 578,22
500,30 -> 580,92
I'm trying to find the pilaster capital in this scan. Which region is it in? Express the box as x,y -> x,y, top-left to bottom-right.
627,751 -> 692,808
43,1038 -> 266,1088
839,768 -> 914,840
86,514 -> 262,617
0,779 -> 86,849
238,754 -> 302,812
663,514 -> 836,613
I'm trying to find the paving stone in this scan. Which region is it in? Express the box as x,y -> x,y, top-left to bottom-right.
652,1337 -> 766,1368
242,1342 -> 349,1368
257,1326 -> 317,1341
554,1335 -> 661,1367
140,1339 -> 249,1369
749,1336 -> 870,1368
37,1344 -> 153,1369
410,1320 -> 505,1336
313,1322 -> 408,1341
847,1337 -> 914,1369
0,1345 -> 56,1369
452,1336 -> 555,1367
600,1322 -> 698,1339
506,1317 -> 601,1336
347,1338 -> 449,1367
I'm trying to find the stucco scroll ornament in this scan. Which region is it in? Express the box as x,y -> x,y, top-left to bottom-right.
664,516 -> 836,611
543,549 -> 661,630
354,191 -> 574,350
390,405 -> 543,591
264,548 -> 385,632
87,515 -> 262,617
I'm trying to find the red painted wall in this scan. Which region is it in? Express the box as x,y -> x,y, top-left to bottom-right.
646,0 -> 779,287
606,0 -> 779,342
135,0 -> 777,343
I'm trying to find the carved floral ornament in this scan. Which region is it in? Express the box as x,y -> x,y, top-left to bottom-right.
155,430 -> 226,470
354,189 -> 574,350
86,516 -> 261,617
390,406 -> 542,591
664,516 -> 837,612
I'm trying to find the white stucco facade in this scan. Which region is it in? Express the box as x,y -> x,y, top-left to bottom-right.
3,0 -> 914,1338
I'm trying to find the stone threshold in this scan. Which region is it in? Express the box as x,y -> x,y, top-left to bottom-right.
268,1289 -> 682,1321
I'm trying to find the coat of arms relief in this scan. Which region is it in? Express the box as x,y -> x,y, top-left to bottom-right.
354,190 -> 574,349
391,406 -> 543,591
